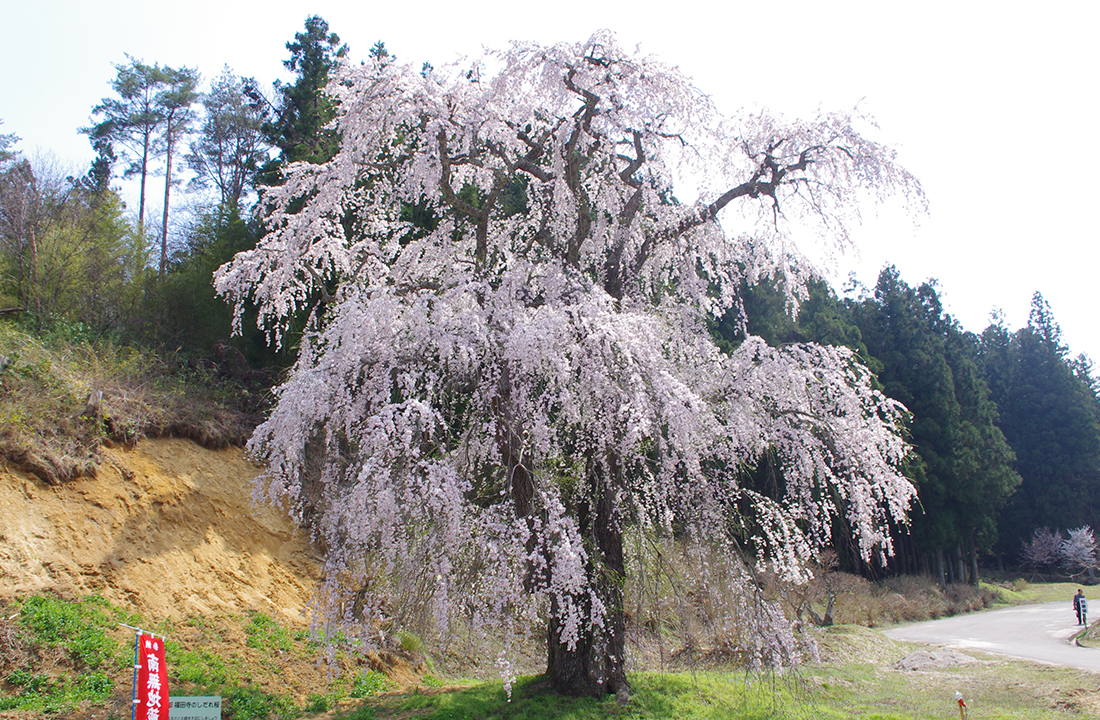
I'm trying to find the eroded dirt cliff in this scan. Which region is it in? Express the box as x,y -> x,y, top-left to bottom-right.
0,438 -> 319,626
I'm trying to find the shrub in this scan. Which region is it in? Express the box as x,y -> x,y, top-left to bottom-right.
244,612 -> 295,654
350,669 -> 393,698
223,685 -> 296,720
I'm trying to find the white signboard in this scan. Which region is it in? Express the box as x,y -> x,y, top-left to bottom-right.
167,696 -> 221,720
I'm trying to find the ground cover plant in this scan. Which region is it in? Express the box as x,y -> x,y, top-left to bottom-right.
0,595 -> 132,714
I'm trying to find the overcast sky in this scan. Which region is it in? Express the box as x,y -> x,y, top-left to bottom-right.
4,0 -> 1098,359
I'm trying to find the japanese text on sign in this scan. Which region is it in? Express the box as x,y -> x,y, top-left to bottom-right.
168,696 -> 222,720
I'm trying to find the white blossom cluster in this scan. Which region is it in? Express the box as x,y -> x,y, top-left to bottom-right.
1061,526 -> 1098,574
216,32 -> 919,670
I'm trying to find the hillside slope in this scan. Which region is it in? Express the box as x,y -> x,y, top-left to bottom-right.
0,438 -> 319,626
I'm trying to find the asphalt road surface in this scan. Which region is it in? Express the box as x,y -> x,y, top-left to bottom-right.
884,601 -> 1100,671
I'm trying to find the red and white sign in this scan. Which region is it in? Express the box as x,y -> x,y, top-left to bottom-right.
136,634 -> 168,720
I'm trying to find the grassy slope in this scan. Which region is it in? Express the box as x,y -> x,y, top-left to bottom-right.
0,594 -> 409,720
0,320 -> 260,485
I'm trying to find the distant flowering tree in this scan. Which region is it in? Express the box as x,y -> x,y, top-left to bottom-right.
1060,526 -> 1098,577
1021,527 -> 1064,577
215,32 -> 921,699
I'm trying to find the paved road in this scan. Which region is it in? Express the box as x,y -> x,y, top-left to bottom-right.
883,601 -> 1100,671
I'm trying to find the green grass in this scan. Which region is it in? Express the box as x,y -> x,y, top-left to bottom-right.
0,671 -> 114,713
7,584 -> 1100,719
350,658 -> 1100,720
351,669 -> 395,698
984,578 -> 1089,606
223,684 -> 299,720
357,672 -> 856,720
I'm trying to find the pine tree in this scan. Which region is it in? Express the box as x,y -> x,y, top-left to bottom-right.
254,15 -> 349,185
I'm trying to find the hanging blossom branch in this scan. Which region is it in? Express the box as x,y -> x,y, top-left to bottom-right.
215,31 -> 922,699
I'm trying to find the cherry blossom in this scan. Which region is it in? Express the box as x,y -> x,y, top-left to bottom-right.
216,31 -> 921,698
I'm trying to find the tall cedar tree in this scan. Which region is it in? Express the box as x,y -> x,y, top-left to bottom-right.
256,15 -> 349,183
850,267 -> 1018,584
981,293 -> 1100,555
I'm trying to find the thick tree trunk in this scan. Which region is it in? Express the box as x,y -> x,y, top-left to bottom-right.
822,593 -> 835,626
546,465 -> 629,701
935,548 -> 946,589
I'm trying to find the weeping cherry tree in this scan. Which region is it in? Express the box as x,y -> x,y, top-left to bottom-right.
215,33 -> 922,699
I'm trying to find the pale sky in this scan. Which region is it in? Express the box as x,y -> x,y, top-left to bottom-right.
4,0 -> 1098,360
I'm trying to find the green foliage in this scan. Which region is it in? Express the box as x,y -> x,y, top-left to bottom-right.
187,68 -> 267,212
396,629 -> 422,655
336,703 -> 378,720
0,121 -> 17,164
714,267 -> 1027,578
350,670 -> 394,698
150,206 -> 290,371
244,612 -> 296,654
167,641 -> 231,686
83,55 -> 169,237
1,596 -> 123,713
0,670 -> 114,713
223,684 -> 297,720
0,156 -> 147,333
16,595 -> 125,669
305,692 -> 335,712
258,14 -> 349,182
711,277 -> 869,359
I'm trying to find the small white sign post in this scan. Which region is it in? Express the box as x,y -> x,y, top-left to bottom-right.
167,696 -> 222,720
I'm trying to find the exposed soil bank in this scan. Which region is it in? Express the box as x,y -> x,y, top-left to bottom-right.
0,438 -> 319,626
